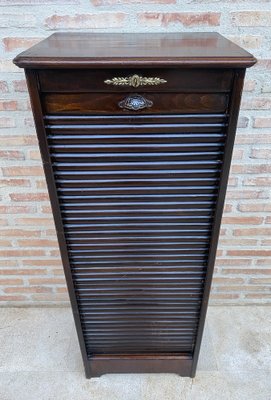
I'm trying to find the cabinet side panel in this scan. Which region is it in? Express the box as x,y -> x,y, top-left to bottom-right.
191,69 -> 246,376
25,69 -> 91,378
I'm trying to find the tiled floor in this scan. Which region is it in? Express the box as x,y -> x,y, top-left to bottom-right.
0,306 -> 270,399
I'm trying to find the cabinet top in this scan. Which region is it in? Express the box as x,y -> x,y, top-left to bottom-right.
13,32 -> 256,69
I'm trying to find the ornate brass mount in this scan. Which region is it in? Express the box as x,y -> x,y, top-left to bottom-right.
118,94 -> 153,111
105,74 -> 167,88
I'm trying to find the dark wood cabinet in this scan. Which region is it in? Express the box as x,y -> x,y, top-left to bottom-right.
14,33 -> 256,378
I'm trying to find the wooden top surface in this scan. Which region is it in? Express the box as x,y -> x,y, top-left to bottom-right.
13,32 -> 256,69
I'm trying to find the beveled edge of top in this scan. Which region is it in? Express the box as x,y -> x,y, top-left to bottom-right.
13,32 -> 257,69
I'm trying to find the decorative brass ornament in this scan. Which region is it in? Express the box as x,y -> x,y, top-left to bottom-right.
105,74 -> 167,88
118,94 -> 153,111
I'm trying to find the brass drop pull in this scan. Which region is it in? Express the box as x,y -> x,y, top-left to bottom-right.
105,74 -> 167,88
118,94 -> 153,111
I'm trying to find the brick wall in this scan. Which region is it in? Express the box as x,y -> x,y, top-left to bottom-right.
0,0 -> 270,306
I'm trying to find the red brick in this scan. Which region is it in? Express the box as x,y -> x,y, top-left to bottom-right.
0,249 -> 45,257
226,190 -> 267,199
222,268 -> 271,275
0,268 -> 47,275
219,239 -> 258,246
221,216 -> 263,225
250,148 -> 271,159
243,176 -> 271,186
234,228 -> 271,236
52,269 -> 64,275
0,229 -> 41,237
243,79 -> 256,92
3,166 -> 43,177
212,277 -> 244,284
0,205 -> 35,214
232,148 -> 244,160
210,293 -> 239,300
231,11 -> 271,27
0,295 -> 27,301
0,100 -> 17,111
249,278 -> 271,284
2,37 -> 41,52
138,12 -> 220,27
0,117 -> 15,128
223,203 -> 232,213
242,97 -> 271,110
0,260 -> 18,267
0,135 -> 37,146
42,205 -> 52,214
28,278 -> 66,285
215,258 -> 252,266
22,259 -> 62,267
28,150 -> 41,160
45,13 -> 126,29
256,259 -> 271,266
56,287 -> 68,293
227,249 -> 271,257
245,293 -> 271,299
0,179 -> 30,187
31,293 -> 69,302
50,250 -> 61,257
36,180 -> 47,189
13,79 -> 27,92
235,134 -> 271,145
217,286 -> 266,292
0,278 -> 23,285
238,203 -> 271,212
10,193 -> 49,202
0,240 -> 12,247
15,217 -> 53,226
0,150 -> 24,160
0,81 -> 8,93
232,164 -> 271,174
18,239 -> 58,247
253,117 -> 271,128
4,286 -> 52,294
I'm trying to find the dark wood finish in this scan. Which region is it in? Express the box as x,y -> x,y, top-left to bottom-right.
38,68 -> 233,92
13,32 -> 256,68
42,92 -> 228,115
14,33 -> 255,379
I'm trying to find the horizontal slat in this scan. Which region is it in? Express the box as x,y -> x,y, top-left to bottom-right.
57,178 -> 218,189
53,159 -> 222,171
56,170 -> 220,181
49,143 -> 224,154
44,113 -> 227,126
48,133 -> 225,145
44,113 -> 225,357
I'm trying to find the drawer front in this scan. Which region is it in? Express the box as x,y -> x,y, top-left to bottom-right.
38,68 -> 233,93
42,92 -> 229,115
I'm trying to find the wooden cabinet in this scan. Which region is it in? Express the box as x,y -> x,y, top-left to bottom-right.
14,32 -> 256,378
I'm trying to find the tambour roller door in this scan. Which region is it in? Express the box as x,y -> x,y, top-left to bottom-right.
45,113 -> 227,356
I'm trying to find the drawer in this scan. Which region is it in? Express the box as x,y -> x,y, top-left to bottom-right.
38,68 -> 233,93
42,92 -> 229,115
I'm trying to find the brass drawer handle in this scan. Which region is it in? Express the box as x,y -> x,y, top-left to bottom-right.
118,94 -> 153,111
105,74 -> 167,88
